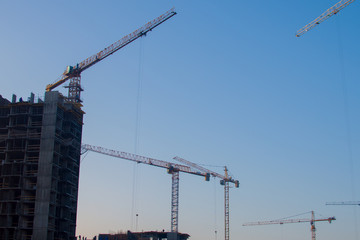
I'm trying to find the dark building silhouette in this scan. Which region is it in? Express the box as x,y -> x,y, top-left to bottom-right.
98,231 -> 190,240
0,92 -> 83,240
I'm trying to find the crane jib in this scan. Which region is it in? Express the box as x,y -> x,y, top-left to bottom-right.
78,9 -> 176,72
46,8 -> 176,92
296,0 -> 354,37
81,144 -> 207,177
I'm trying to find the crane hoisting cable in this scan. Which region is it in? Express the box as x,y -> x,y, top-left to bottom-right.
46,8 -> 176,102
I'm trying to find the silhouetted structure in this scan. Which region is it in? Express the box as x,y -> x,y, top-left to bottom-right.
98,231 -> 190,240
0,92 -> 83,240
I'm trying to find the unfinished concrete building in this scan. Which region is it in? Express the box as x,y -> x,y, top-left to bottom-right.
0,91 -> 83,240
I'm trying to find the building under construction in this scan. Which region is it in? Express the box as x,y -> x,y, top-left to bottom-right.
0,91 -> 83,240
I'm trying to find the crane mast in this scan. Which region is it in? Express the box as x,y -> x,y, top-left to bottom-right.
46,8 -> 176,102
81,144 -> 209,233
243,211 -> 336,240
173,157 -> 239,240
296,0 -> 355,37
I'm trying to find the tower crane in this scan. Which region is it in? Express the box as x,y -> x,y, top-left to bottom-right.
172,157 -> 239,240
46,8 -> 176,102
81,144 -> 210,233
326,201 -> 360,206
296,0 -> 355,37
243,211 -> 336,240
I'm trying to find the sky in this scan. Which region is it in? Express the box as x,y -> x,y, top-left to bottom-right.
1,1 -> 359,239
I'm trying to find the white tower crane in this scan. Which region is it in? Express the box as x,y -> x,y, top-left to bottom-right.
243,211 -> 336,240
296,0 -> 355,37
46,8 -> 176,102
81,144 -> 210,233
173,156 -> 239,240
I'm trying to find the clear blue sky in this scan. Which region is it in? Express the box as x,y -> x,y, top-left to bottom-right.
1,1 -> 359,239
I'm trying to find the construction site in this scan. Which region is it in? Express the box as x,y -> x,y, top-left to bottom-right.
0,1 -> 359,240
0,90 -> 238,240
0,8 -> 240,240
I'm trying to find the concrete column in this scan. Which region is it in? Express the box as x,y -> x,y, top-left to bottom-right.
33,91 -> 59,240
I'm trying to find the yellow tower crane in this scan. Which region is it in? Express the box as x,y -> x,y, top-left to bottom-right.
243,211 -> 335,240
46,8 -> 176,102
296,0 -> 355,37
